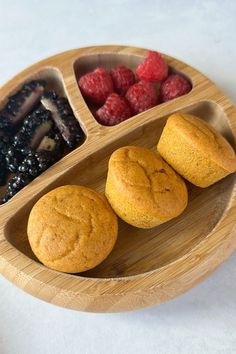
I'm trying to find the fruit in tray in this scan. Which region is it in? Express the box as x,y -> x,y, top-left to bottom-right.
0,80 -> 46,126
0,81 -> 84,204
110,65 -> 136,95
125,80 -> 158,114
96,93 -> 132,126
41,91 -> 84,148
136,50 -> 168,82
78,67 -> 114,105
78,51 -> 192,126
160,74 -> 192,102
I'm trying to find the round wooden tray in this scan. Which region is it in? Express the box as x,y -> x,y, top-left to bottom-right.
0,45 -> 236,313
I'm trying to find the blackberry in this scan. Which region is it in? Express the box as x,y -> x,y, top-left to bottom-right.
1,133 -> 63,203
0,130 -> 11,184
0,114 -> 13,133
0,132 -> 11,154
41,91 -> 84,148
14,109 -> 53,151
4,145 -> 22,172
5,109 -> 53,172
0,153 -> 7,186
0,194 -> 11,205
0,80 -> 46,126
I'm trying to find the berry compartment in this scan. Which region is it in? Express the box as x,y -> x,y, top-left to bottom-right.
5,100 -> 235,277
74,51 -> 193,126
0,67 -> 86,205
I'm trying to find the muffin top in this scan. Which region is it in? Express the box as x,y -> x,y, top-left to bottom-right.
167,113 -> 236,173
27,185 -> 118,273
108,146 -> 187,221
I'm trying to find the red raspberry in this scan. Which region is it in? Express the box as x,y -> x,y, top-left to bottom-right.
94,67 -> 106,75
160,74 -> 191,102
125,81 -> 158,115
78,67 -> 114,105
136,51 -> 168,82
110,65 -> 136,96
96,93 -> 132,126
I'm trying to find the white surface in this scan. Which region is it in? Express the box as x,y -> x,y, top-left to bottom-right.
0,1 -> 236,353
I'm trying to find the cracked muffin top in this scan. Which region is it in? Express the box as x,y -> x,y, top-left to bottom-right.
105,146 -> 188,228
167,113 -> 236,173
157,113 -> 236,188
27,185 -> 118,273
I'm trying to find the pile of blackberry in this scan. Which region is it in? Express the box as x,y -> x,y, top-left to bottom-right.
1,80 -> 46,124
6,144 -> 62,201
0,80 -> 84,204
41,91 -> 84,148
5,109 -> 53,172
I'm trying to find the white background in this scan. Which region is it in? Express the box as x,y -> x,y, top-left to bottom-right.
0,1 -> 236,353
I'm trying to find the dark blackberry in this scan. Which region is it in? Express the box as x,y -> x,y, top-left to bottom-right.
0,115 -> 13,133
0,130 -> 11,184
0,80 -> 46,125
41,91 -> 84,148
5,109 -> 53,172
0,194 -> 11,205
18,148 -> 54,176
6,173 -> 32,197
14,109 -> 52,150
5,150 -> 22,173
0,153 -> 7,186
1,133 -> 64,203
0,132 -> 11,154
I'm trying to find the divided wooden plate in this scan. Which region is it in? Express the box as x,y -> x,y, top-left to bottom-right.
1,45 -> 236,313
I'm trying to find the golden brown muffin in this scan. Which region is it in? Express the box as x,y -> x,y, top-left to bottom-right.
105,146 -> 188,229
157,113 -> 236,188
27,185 -> 118,273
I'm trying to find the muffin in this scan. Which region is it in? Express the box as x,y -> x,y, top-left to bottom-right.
105,146 -> 188,229
157,113 -> 236,187
27,185 -> 118,273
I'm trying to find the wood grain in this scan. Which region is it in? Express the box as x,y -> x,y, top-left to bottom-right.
0,45 -> 236,312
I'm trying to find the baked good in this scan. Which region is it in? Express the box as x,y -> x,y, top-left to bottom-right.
27,185 -> 118,273
157,113 -> 236,187
105,146 -> 188,228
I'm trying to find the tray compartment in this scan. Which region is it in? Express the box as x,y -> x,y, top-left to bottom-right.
74,51 -> 193,126
5,100 -> 235,277
0,67 -> 86,204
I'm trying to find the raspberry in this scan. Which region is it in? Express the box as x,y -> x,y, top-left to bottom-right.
96,93 -> 132,126
110,65 -> 136,96
125,81 -> 158,115
94,67 -> 106,75
136,51 -> 168,82
78,67 -> 114,105
160,74 -> 191,102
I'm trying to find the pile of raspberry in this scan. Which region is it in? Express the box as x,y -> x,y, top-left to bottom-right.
78,51 -> 191,126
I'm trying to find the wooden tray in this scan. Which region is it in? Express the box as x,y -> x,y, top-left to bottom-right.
0,45 -> 236,313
